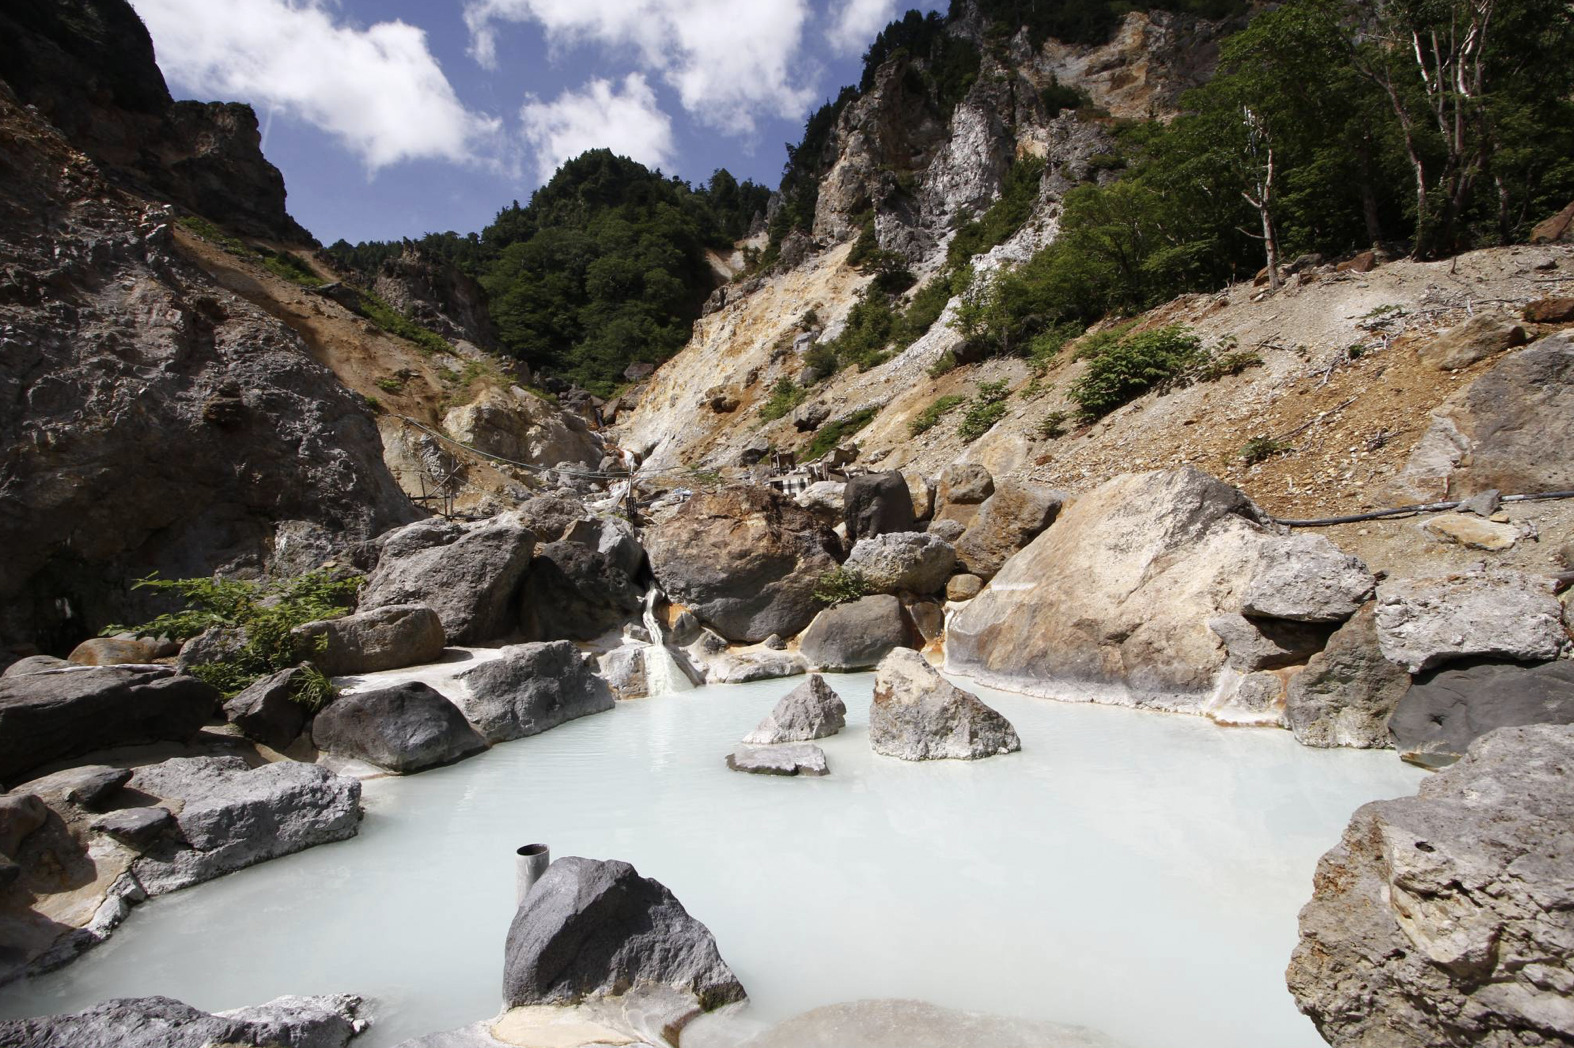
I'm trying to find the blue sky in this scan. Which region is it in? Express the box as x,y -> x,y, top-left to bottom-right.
127,0 -> 945,245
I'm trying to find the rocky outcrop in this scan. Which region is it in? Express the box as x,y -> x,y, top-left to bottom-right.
799,595 -> 916,672
221,665 -> 311,750
292,604 -> 447,677
645,487 -> 840,644
442,386 -> 602,469
1287,724 -> 1574,1047
125,755 -> 362,894
1374,571 -> 1567,673
0,994 -> 366,1048
842,533 -> 956,596
372,246 -> 496,349
946,468 -> 1362,712
312,681 -> 487,773
844,472 -> 917,541
1208,614 -> 1331,673
1416,313 -> 1528,371
503,856 -> 746,1011
952,480 -> 1064,580
1284,605 -> 1411,749
517,539 -> 643,642
726,743 -> 829,776
453,641 -> 615,744
359,515 -> 536,645
1390,333 -> 1574,501
0,668 -> 217,787
742,674 -> 847,744
1389,659 -> 1574,767
870,649 -> 1019,761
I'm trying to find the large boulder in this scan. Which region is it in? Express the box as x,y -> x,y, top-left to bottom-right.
946,468 -> 1357,712
952,480 -> 1065,580
1416,313 -> 1528,371
645,486 -> 839,644
518,540 -> 644,642
933,463 -> 994,528
292,604 -> 446,676
125,755 -> 362,894
221,665 -> 311,750
1284,605 -> 1411,749
1374,571 -> 1567,673
453,641 -> 615,743
1388,333 -> 1574,501
359,514 -> 536,645
1239,535 -> 1374,622
794,481 -> 846,525
843,471 -> 916,541
312,681 -> 487,773
0,995 -> 365,1048
510,495 -> 589,543
502,856 -> 746,1011
870,649 -> 1019,761
842,533 -> 956,596
742,674 -> 846,744
442,385 -> 602,468
1287,724 -> 1574,1047
0,668 -> 217,787
798,596 -> 916,672
1389,659 -> 1574,766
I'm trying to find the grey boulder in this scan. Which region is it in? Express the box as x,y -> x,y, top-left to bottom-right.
1389,658 -> 1574,767
312,681 -> 487,773
518,540 -> 644,642
221,665 -> 310,750
1287,724 -> 1574,1047
726,743 -> 829,776
952,480 -> 1064,580
935,463 -> 994,528
359,513 -> 536,644
1239,534 -> 1374,622
798,595 -> 915,672
711,650 -> 808,684
292,604 -> 446,676
1208,613 -> 1331,673
453,641 -> 615,743
2,655 -> 69,677
1284,604 -> 1411,749
843,471 -> 916,541
127,755 -> 361,894
870,649 -> 1019,761
1375,570 -> 1567,673
842,533 -> 956,596
0,994 -> 365,1048
742,674 -> 846,744
0,667 -> 217,788
503,856 -> 746,1011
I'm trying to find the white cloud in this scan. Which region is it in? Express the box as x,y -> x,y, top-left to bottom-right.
519,74 -> 675,183
827,0 -> 900,55
464,0 -> 817,135
130,0 -> 500,170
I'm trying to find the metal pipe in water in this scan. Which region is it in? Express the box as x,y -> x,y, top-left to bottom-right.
515,844 -> 550,905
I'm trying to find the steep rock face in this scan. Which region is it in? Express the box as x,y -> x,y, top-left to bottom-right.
1032,10 -> 1235,121
0,0 -> 309,241
372,246 -> 496,349
442,386 -> 604,469
1287,724 -> 1574,1047
0,90 -> 416,653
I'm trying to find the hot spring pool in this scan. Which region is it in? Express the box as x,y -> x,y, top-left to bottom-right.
0,671 -> 1425,1047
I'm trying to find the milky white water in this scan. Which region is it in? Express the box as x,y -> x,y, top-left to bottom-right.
0,673 -> 1425,1048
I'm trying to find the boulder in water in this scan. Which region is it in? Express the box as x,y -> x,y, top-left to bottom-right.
726,743 -> 829,776
0,994 -> 365,1048
742,675 -> 846,744
453,641 -> 615,743
799,595 -> 915,672
312,681 -> 487,773
1388,658 -> 1574,766
870,650 -> 1019,761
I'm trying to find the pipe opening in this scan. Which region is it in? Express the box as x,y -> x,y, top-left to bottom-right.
516,843 -> 548,857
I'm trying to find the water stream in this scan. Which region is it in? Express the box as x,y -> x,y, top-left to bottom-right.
0,673 -> 1425,1047
641,588 -> 692,697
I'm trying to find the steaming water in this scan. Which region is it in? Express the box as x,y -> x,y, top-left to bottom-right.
0,673 -> 1424,1048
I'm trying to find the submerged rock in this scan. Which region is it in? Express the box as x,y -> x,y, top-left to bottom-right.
870,650 -> 1019,761
503,856 -> 746,1012
1287,724 -> 1574,1047
1389,658 -> 1574,767
0,994 -> 366,1048
453,641 -> 615,743
1374,570 -> 1566,673
742,674 -> 847,744
711,650 -> 808,684
0,667 -> 217,788
312,681 -> 487,773
726,743 -> 829,777
799,595 -> 916,672
126,755 -> 362,894
742,998 -> 1125,1048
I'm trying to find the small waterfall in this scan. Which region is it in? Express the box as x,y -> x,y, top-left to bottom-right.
642,587 -> 693,696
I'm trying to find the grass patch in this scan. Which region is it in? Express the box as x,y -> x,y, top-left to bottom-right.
803,407 -> 879,460
179,214 -> 320,289
1242,436 -> 1294,464
759,378 -> 809,422
958,380 -> 1011,442
909,394 -> 966,436
353,289 -> 452,356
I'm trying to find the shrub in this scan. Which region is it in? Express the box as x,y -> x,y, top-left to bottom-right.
927,351 -> 958,379
1066,324 -> 1205,421
1242,436 -> 1293,464
759,378 -> 808,421
812,566 -> 870,606
893,276 -> 955,349
958,380 -> 1011,442
105,572 -> 362,698
1038,409 -> 1071,439
804,407 -> 879,460
1195,349 -> 1264,382
909,394 -> 966,435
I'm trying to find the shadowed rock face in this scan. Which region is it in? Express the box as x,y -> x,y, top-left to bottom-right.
1287,724 -> 1574,1047
1389,659 -> 1574,767
312,682 -> 487,774
503,856 -> 746,1012
0,994 -> 365,1048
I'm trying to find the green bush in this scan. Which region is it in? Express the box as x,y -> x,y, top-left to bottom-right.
105,572 -> 362,699
909,394 -> 966,435
927,351 -> 958,379
759,378 -> 808,421
1067,324 -> 1205,421
1037,409 -> 1071,439
812,566 -> 870,606
804,407 -> 879,460
1242,435 -> 1293,464
958,380 -> 1011,442
893,276 -> 955,348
